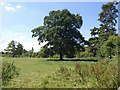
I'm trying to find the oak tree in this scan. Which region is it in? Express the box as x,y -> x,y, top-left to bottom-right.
32,9 -> 85,60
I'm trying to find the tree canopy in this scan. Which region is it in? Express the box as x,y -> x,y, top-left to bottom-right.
32,9 -> 85,60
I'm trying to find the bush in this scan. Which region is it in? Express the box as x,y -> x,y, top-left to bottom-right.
76,51 -> 94,58
2,54 -> 12,57
31,52 -> 38,57
53,54 -> 59,58
2,61 -> 19,85
99,35 -> 119,59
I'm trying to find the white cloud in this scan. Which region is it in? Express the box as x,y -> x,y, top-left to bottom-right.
5,5 -> 15,12
0,2 -> 23,12
7,3 -> 11,6
16,5 -> 22,9
0,40 -> 9,52
0,2 -> 5,6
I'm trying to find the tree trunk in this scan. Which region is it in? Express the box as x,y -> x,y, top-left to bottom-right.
13,54 -> 15,58
60,52 -> 63,61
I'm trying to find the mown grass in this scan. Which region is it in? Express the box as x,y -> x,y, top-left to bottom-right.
1,57 -> 118,88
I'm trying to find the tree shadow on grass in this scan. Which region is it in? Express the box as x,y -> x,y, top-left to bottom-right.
46,58 -> 98,62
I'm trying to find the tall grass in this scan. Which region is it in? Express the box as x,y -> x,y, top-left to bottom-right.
41,58 -> 118,88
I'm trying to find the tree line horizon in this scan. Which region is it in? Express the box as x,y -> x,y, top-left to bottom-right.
2,1 -> 120,60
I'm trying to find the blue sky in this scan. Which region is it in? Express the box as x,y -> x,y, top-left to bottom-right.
0,2 -> 116,51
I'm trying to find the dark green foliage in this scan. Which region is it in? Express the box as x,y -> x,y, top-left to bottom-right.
32,9 -> 85,60
2,62 -> 19,85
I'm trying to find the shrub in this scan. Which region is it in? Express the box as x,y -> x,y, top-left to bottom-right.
53,54 -> 59,58
99,35 -> 119,59
31,52 -> 38,57
76,51 -> 94,58
2,61 -> 19,85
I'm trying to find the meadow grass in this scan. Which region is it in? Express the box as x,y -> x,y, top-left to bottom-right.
41,58 -> 118,88
1,57 -> 118,88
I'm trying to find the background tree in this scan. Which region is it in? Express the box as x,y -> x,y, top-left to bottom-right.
98,2 -> 118,28
4,40 -> 16,58
88,1 -> 118,58
32,9 -> 85,60
98,1 -> 118,58
4,40 -> 23,58
98,1 -> 118,44
100,35 -> 118,59
88,27 -> 100,57
16,43 -> 23,57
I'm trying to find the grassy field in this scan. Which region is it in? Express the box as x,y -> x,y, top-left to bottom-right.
1,57 -> 118,88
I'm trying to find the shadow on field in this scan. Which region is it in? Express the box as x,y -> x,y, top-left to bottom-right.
46,58 -> 98,62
